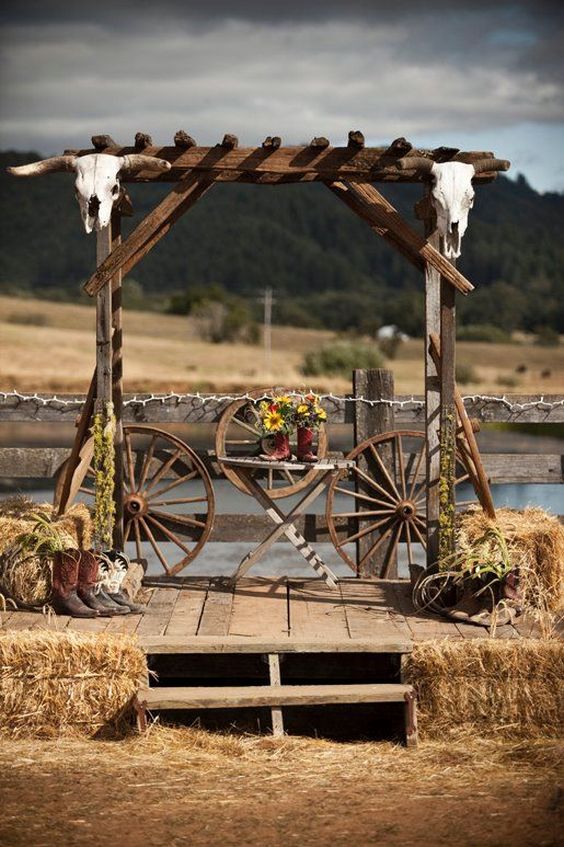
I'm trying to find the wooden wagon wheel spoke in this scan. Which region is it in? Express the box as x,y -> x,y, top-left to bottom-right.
410,520 -> 427,550
336,515 -> 397,548
352,465 -> 397,504
150,510 -> 207,530
407,441 -> 426,500
149,469 -> 198,501
334,485 -> 396,510
124,518 -> 132,544
137,433 -> 158,491
150,496 -> 208,507
215,387 -> 328,499
337,509 -> 395,519
139,516 -> 170,573
145,513 -> 194,557
405,521 -> 414,566
396,433 -> 407,498
359,523 -> 395,568
132,517 -> 143,563
455,472 -> 471,485
369,442 -> 402,500
144,447 -> 184,493
381,522 -> 402,579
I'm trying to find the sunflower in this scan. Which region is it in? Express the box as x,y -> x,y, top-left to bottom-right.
296,404 -> 309,415
263,410 -> 284,431
274,395 -> 292,406
314,406 -> 327,421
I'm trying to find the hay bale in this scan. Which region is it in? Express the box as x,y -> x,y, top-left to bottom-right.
458,507 -> 564,612
0,502 -> 92,606
404,638 -> 564,739
0,630 -> 147,738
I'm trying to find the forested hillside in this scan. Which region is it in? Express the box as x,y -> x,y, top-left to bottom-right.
1,150 -> 562,335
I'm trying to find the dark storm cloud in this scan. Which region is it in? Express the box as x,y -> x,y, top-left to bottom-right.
0,0 -> 562,189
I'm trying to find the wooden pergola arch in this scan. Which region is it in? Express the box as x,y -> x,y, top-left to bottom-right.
70,130 -> 508,567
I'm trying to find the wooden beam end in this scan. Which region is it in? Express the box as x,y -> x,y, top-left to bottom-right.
348,130 -> 365,149
174,130 -> 196,149
134,132 -> 153,150
91,134 -> 117,151
221,134 -> 239,150
309,137 -> 330,150
262,136 -> 281,150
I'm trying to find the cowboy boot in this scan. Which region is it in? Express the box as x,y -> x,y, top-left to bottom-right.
261,432 -> 292,461
297,426 -> 318,463
77,550 -> 126,616
102,550 -> 145,613
51,549 -> 98,618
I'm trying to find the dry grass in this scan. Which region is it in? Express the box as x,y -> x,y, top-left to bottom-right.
0,630 -> 146,738
404,638 -> 564,740
0,502 -> 92,607
1,295 -> 562,393
0,729 -> 561,847
458,506 -> 564,612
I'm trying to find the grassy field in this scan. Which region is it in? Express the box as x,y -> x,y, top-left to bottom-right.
0,295 -> 562,395
0,728 -> 561,847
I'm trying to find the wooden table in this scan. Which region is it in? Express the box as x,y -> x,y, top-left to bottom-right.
219,457 -> 354,588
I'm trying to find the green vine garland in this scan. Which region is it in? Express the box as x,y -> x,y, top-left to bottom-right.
91,401 -> 116,550
438,409 -> 456,568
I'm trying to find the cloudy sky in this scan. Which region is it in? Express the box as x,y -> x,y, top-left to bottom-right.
0,0 -> 562,191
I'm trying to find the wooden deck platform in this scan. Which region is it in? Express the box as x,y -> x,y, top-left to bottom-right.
0,577 -> 533,644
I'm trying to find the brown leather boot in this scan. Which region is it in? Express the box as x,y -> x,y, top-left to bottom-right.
261,432 -> 292,461
77,550 -> 127,616
297,426 -> 318,463
51,550 -> 98,618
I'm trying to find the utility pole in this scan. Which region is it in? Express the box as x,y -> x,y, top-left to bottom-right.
258,287 -> 276,375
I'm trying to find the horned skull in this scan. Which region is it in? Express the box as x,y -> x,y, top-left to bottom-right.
7,152 -> 171,233
399,156 -> 509,259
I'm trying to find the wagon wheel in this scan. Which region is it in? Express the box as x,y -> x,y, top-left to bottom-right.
57,425 -> 215,576
325,431 -> 477,576
215,388 -> 328,499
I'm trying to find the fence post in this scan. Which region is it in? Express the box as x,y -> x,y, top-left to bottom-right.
353,368 -> 396,577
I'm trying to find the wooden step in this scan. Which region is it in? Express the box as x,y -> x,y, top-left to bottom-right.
138,682 -> 413,710
139,635 -> 413,655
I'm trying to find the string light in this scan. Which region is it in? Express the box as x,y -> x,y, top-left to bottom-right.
0,389 -> 563,413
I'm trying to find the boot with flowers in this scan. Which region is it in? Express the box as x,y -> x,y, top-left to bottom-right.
257,394 -> 294,461
295,394 -> 327,463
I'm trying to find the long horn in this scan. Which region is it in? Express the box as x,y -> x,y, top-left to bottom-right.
120,155 -> 171,174
397,156 -> 434,173
6,156 -> 76,177
472,157 -> 510,174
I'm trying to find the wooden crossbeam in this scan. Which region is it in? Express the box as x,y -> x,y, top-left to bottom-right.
69,143 -> 503,184
83,174 -> 214,297
330,182 -> 474,295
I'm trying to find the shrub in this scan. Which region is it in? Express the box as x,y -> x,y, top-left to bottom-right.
457,324 -> 511,343
534,326 -> 560,347
455,362 -> 478,385
301,340 -> 384,377
5,311 -> 49,326
496,374 -> 520,388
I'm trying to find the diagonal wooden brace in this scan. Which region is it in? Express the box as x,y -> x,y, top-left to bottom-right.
83,174 -> 215,296
328,181 -> 474,295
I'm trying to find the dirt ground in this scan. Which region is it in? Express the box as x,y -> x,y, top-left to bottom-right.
0,728 -> 561,847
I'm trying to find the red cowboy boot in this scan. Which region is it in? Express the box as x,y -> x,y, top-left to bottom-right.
51,549 -> 98,618
297,426 -> 318,463
262,432 -> 292,461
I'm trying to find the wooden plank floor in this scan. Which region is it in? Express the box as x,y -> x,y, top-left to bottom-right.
0,578 -> 532,642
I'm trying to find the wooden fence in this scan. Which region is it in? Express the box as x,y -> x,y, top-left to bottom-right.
1,380 -> 562,557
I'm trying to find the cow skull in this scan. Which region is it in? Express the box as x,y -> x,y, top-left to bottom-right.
7,153 -> 171,233
399,156 -> 509,258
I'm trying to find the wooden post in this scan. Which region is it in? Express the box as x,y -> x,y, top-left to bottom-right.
417,198 -> 441,567
353,368 -> 396,577
417,195 -> 457,566
111,211 -> 124,550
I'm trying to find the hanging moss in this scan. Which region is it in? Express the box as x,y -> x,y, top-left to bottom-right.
438,409 -> 456,568
91,401 -> 115,550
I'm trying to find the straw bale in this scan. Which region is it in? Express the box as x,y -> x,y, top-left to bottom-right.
458,507 -> 564,612
0,502 -> 92,606
404,638 -> 564,739
0,630 -> 147,738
